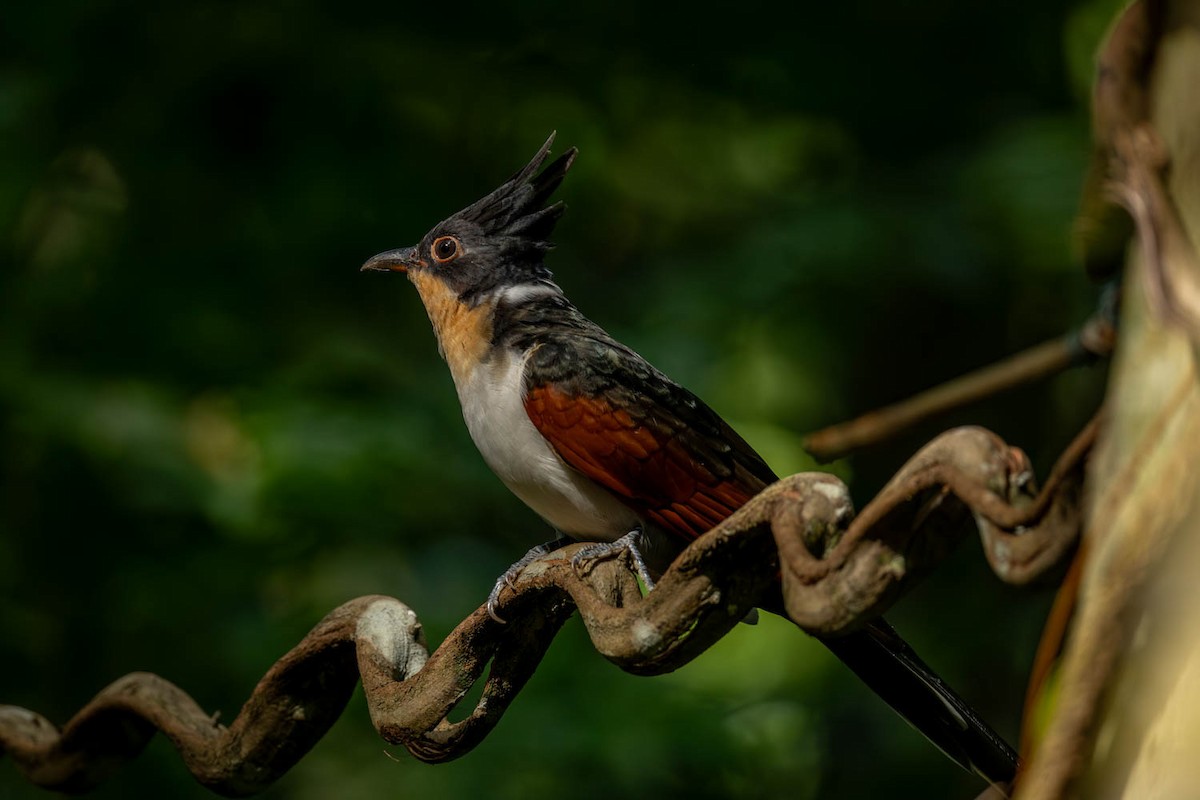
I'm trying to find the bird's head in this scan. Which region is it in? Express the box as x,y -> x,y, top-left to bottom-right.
362,134 -> 577,306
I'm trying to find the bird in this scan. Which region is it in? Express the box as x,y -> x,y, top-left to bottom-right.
362,134 -> 1019,789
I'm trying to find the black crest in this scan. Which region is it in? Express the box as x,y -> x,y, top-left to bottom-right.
451,133 -> 578,248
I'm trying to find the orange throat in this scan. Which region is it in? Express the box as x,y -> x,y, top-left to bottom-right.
408,271 -> 493,385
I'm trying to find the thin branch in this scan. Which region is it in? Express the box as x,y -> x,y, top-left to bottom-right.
802,314 -> 1114,463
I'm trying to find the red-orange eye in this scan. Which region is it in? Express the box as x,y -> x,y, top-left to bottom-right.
432,236 -> 460,263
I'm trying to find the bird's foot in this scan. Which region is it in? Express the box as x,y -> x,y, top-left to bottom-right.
571,529 -> 657,591
487,536 -> 574,623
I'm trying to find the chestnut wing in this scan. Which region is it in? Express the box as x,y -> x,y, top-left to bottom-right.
522,336 -> 776,541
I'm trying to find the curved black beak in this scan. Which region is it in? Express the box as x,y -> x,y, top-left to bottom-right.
361,246 -> 419,273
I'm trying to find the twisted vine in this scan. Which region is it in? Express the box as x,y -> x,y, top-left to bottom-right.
0,419 -> 1094,795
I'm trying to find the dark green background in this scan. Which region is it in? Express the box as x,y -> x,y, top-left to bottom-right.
1,1 -> 1119,797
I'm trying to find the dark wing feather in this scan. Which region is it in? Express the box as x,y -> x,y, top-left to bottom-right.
522,334 -> 776,541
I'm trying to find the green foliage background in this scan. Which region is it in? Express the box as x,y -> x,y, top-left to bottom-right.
1,1 -> 1123,797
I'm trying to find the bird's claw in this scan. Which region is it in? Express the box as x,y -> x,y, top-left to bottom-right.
487,536 -> 573,623
570,529 -> 657,591
487,531 -> 656,622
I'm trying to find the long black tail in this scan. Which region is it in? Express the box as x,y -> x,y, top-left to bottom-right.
820,618 -> 1018,789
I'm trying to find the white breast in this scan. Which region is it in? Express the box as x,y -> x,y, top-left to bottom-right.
453,346 -> 640,541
